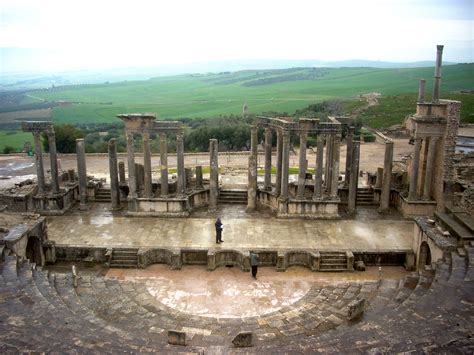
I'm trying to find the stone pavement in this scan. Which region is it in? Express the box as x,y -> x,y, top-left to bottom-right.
47,204 -> 413,252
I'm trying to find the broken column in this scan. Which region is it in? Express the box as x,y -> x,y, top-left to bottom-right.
47,129 -> 60,194
375,167 -> 383,189
313,134 -> 324,200
143,131 -> 153,198
279,130 -> 290,200
108,138 -> 120,210
126,132 -> 137,198
76,138 -> 87,209
176,131 -> 186,196
422,137 -> 438,200
33,131 -> 45,194
118,162 -> 126,183
347,141 -> 360,214
160,133 -> 168,196
408,137 -> 422,200
330,134 -> 341,199
264,127 -> 272,191
379,140 -> 393,213
275,130 -> 283,196
195,165 -> 203,189
418,79 -> 426,103
432,45 -> 443,104
296,131 -> 308,199
345,127 -> 354,186
247,126 -> 258,210
209,139 -> 219,211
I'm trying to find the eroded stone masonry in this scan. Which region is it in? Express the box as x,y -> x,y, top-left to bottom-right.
1,45 -> 473,353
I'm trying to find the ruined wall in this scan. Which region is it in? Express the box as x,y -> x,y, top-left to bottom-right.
442,100 -> 461,182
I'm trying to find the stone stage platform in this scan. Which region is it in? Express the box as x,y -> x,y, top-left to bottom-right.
47,204 -> 413,253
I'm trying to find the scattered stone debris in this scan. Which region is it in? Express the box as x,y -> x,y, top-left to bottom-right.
232,331 -> 253,347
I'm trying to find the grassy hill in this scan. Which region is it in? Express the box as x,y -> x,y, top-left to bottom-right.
25,64 -> 474,124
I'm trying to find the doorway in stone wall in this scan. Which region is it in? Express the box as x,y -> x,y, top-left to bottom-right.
25,236 -> 43,265
418,241 -> 432,270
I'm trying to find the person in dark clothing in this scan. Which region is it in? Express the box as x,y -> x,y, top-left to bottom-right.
250,252 -> 259,279
215,218 -> 223,243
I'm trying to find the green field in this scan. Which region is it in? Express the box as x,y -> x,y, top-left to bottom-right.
26,64 -> 474,124
0,131 -> 34,152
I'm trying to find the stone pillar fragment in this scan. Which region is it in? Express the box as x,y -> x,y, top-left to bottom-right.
379,140 -> 394,213
247,126 -> 258,210
176,131 -> 186,196
296,132 -> 308,199
275,130 -> 283,196
160,133 -> 168,196
47,130 -> 60,194
209,139 -> 219,211
313,134 -> 324,200
418,79 -> 426,103
264,128 -> 272,191
408,137 -> 422,201
345,127 -> 354,186
143,132 -> 153,198
347,141 -> 360,214
375,167 -> 383,189
118,162 -> 126,183
126,132 -> 137,198
423,137 -> 438,200
195,165 -> 203,189
280,131 -> 290,200
33,131 -> 45,194
330,134 -> 341,198
76,139 -> 87,209
108,138 -> 120,210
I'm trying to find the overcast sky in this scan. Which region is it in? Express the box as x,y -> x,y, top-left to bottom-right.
1,0 -> 473,73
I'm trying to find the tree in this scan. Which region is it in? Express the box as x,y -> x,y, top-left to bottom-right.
2,145 -> 16,154
42,124 -> 85,153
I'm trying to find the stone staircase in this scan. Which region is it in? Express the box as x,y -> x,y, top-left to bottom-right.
434,205 -> 474,244
109,248 -> 138,268
218,189 -> 248,204
356,188 -> 375,205
94,188 -> 111,203
319,251 -> 348,271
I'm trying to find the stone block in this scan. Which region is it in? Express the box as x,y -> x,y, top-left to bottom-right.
83,256 -> 94,267
355,260 -> 366,271
232,331 -> 252,347
405,252 -> 416,271
168,330 -> 186,346
347,298 -> 366,320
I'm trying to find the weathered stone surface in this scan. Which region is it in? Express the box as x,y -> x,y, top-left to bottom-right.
232,331 -> 252,347
347,298 -> 366,320
354,260 -> 366,271
168,330 -> 186,345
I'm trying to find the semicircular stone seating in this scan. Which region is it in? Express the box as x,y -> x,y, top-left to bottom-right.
1,244 -> 474,352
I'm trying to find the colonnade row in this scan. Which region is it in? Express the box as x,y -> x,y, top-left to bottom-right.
408,135 -> 439,201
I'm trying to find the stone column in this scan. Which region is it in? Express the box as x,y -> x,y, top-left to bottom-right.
209,139 -> 219,211
176,131 -> 186,196
275,130 -> 283,196
118,162 -> 126,183
379,140 -> 394,213
432,45 -> 443,104
33,131 -> 45,194
347,141 -> 360,214
345,127 -> 354,186
313,134 -> 324,200
108,138 -> 120,210
264,128 -> 272,191
47,130 -> 60,194
159,133 -> 168,196
195,166 -> 203,189
418,79 -> 426,103
423,137 -> 438,200
76,139 -> 87,209
280,130 -> 290,200
325,134 -> 334,190
143,132 -> 152,198
126,132 -> 137,198
375,167 -> 383,189
296,131 -> 308,199
408,137 -> 422,201
247,126 -> 258,210
330,134 -> 341,198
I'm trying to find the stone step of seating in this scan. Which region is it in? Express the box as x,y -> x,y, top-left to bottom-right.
110,248 -> 138,268
319,251 -> 347,271
364,279 -> 403,319
445,205 -> 474,233
94,188 -> 112,202
434,211 -> 473,242
448,251 -> 467,282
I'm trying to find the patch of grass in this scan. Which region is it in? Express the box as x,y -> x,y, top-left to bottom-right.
0,131 -> 33,152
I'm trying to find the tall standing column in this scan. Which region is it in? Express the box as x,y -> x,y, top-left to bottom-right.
379,140 -> 394,213
345,127 -> 354,186
118,162 -> 126,183
423,137 -> 438,200
264,128 -> 272,191
330,134 -> 341,198
76,138 -> 87,209
418,79 -> 426,103
296,131 -> 308,198
275,130 -> 283,196
209,139 -> 219,211
280,130 -> 290,200
347,141 -> 360,214
47,130 -> 60,194
143,132 -> 153,198
195,166 -> 203,189
33,131 -> 45,194
159,133 -> 168,196
313,134 -> 324,200
247,126 -> 258,210
126,132 -> 137,198
408,137 -> 422,201
176,131 -> 186,196
108,138 -> 120,210
325,134 -> 334,190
